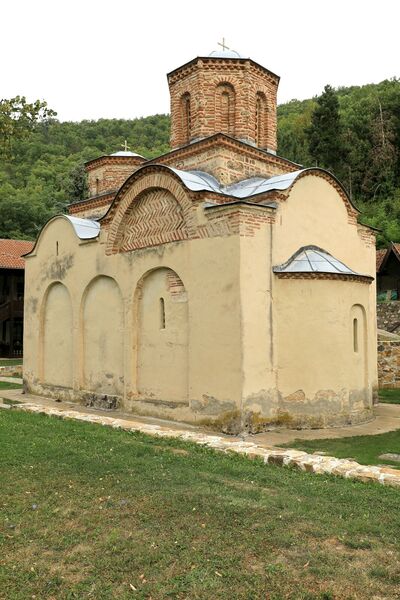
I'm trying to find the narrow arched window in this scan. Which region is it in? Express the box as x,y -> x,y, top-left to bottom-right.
215,83 -> 235,136
353,318 -> 358,352
255,92 -> 268,148
180,93 -> 191,145
160,297 -> 166,330
95,177 -> 100,195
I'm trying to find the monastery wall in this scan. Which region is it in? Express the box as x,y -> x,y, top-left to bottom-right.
378,340 -> 400,388
377,301 -> 400,332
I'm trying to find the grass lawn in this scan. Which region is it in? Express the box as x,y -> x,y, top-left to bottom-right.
379,388 -> 400,404
279,391 -> 400,469
1,411 -> 400,599
0,381 -> 23,390
280,430 -> 400,470
0,358 -> 22,367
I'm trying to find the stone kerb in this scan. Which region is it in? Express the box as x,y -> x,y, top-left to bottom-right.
8,401 -> 400,489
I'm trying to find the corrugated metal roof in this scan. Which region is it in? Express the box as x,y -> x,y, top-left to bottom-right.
273,246 -> 362,276
0,239 -> 34,269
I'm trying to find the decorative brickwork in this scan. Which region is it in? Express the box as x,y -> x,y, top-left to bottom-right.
117,189 -> 188,252
105,169 -> 196,255
275,272 -> 373,283
68,192 -> 115,219
149,134 -> 300,185
85,155 -> 146,198
167,271 -> 187,300
199,204 -> 275,239
168,57 -> 279,152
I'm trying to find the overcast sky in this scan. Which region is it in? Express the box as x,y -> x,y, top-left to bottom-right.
2,0 -> 399,123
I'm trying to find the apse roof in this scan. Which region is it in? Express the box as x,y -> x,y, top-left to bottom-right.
273,246 -> 361,276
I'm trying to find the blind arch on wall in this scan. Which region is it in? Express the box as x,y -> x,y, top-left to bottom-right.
215,83 -> 236,136
255,91 -> 268,148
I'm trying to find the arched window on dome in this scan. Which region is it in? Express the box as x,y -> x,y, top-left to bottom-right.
180,92 -> 191,145
255,92 -> 268,148
215,83 -> 235,136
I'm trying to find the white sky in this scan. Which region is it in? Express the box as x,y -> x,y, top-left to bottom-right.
2,0 -> 399,123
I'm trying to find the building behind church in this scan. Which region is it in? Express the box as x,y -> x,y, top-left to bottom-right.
23,49 -> 378,432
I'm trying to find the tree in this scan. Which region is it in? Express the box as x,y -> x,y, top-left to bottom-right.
306,85 -> 347,178
0,96 -> 56,157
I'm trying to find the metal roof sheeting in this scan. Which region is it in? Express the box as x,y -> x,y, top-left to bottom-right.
273,246 -> 361,275
170,168 -> 304,198
208,49 -> 244,59
110,151 -> 144,158
64,216 -> 100,240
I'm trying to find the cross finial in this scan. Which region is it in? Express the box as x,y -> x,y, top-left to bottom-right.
218,38 -> 230,52
121,140 -> 130,152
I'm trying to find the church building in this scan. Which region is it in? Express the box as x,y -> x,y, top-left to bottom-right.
23,48 -> 378,433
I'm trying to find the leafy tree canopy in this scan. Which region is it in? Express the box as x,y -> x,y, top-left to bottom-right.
1,78 -> 400,248
0,96 -> 56,157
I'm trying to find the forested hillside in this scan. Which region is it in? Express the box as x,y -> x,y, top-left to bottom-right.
0,116 -> 170,239
1,78 -> 399,246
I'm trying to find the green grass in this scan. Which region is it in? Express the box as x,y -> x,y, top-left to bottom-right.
0,381 -> 22,390
280,430 -> 400,469
1,411 -> 400,599
0,359 -> 22,367
379,388 -> 400,404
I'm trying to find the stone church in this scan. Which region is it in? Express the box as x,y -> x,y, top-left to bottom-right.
23,49 -> 378,432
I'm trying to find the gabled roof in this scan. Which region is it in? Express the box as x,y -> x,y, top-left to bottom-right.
377,243 -> 400,273
376,249 -> 387,271
0,239 -> 34,269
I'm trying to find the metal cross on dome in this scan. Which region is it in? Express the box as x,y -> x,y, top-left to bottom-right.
121,140 -> 130,152
218,38 -> 230,52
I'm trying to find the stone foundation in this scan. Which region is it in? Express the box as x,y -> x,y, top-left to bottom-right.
24,373 -> 374,434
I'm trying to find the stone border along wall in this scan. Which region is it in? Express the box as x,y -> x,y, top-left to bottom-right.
377,301 -> 400,331
378,340 -> 400,388
7,401 -> 400,489
0,364 -> 22,377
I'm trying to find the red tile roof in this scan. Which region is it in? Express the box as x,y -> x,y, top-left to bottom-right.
0,239 -> 34,269
376,249 -> 387,272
